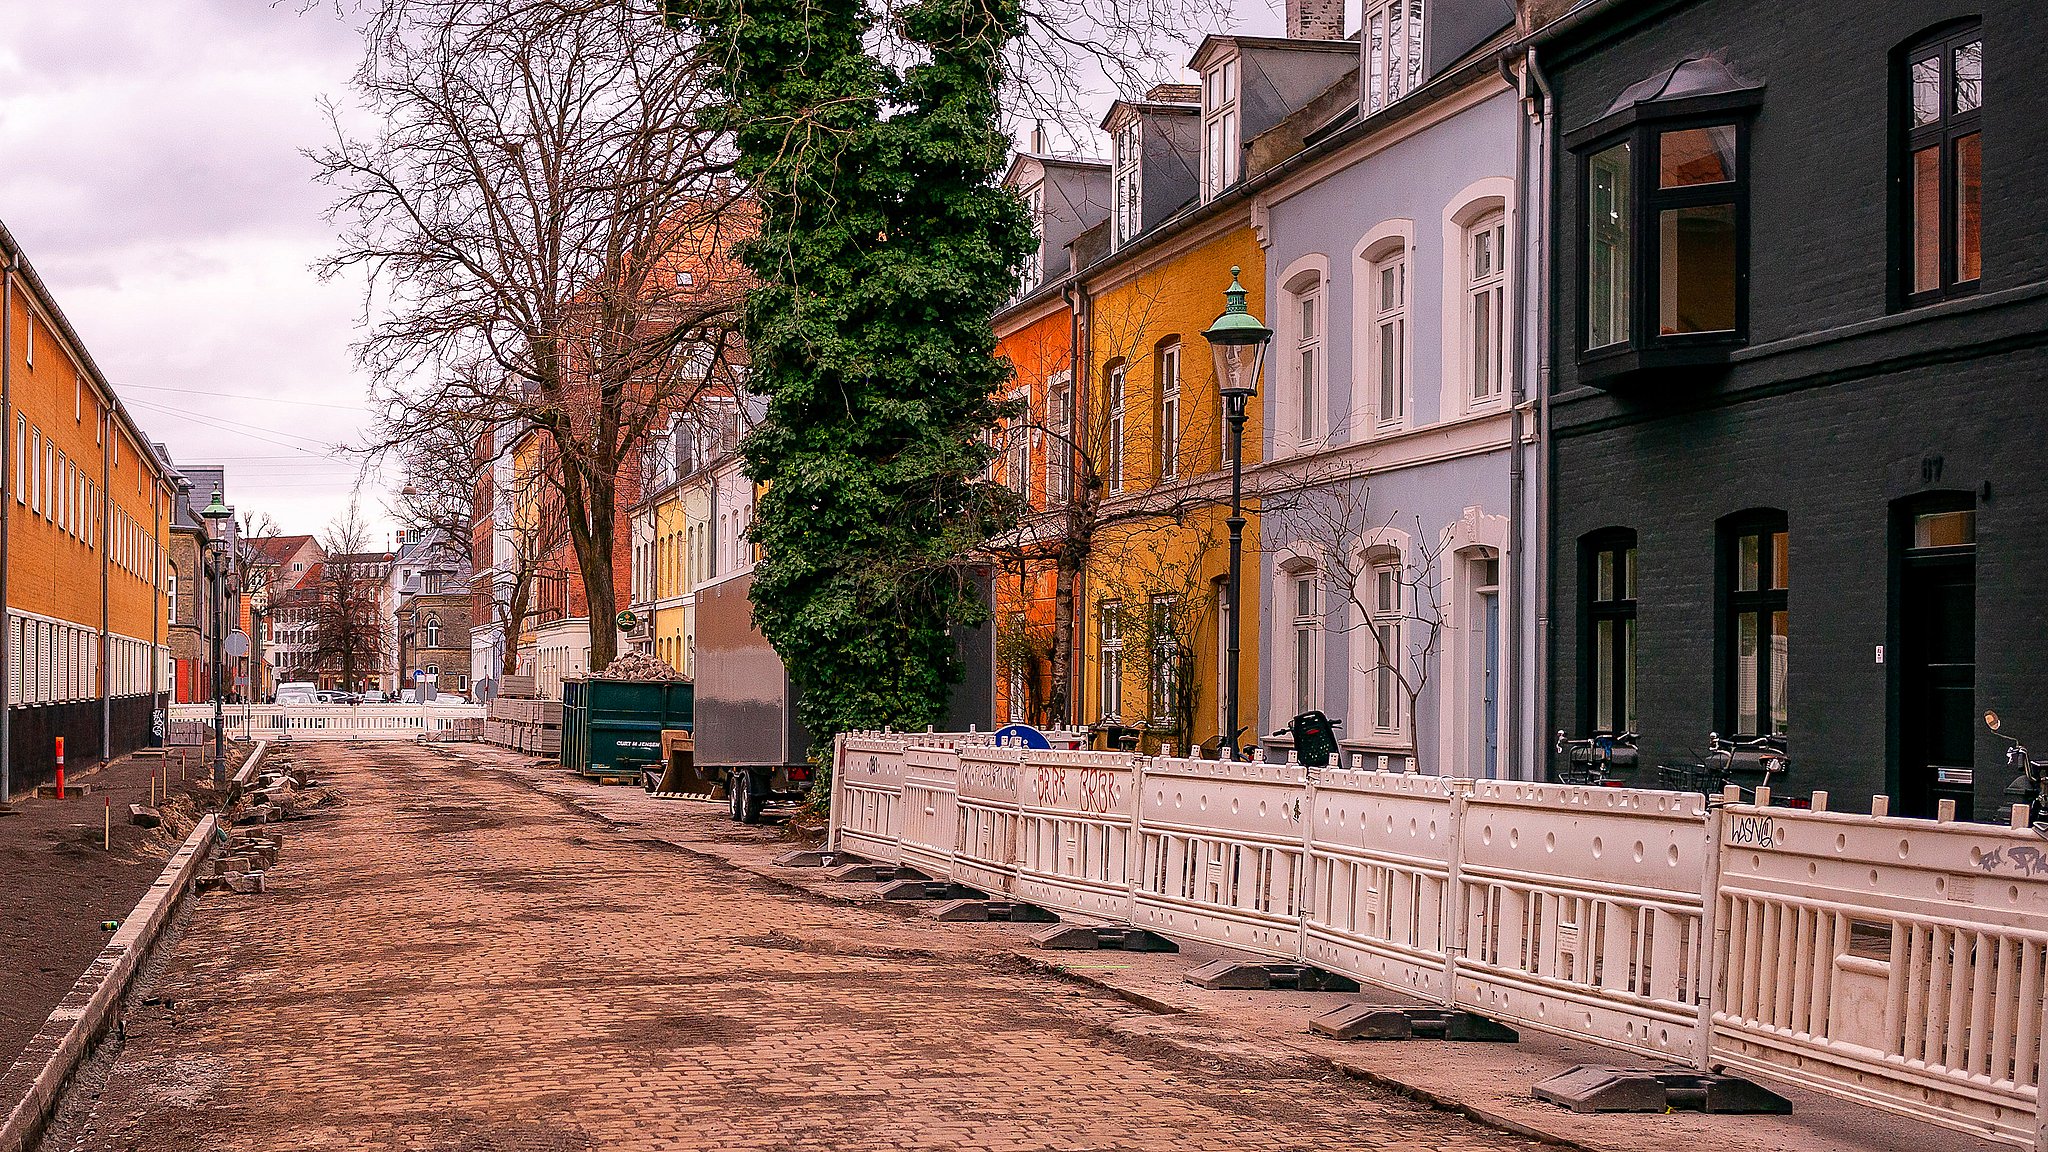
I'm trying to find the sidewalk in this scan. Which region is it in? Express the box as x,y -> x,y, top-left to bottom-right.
460,744 -> 2015,1152
0,743 -> 245,1069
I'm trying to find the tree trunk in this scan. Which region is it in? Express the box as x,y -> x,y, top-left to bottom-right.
1050,559 -> 1075,727
501,570 -> 534,676
557,449 -> 620,671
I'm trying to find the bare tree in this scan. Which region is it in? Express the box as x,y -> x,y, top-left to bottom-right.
392,414 -> 483,568
1084,522 -> 1224,756
1263,475 -> 1452,771
981,273 -> 1236,727
307,502 -> 390,693
316,0 -> 748,670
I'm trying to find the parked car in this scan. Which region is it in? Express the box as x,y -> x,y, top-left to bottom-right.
362,690 -> 389,704
276,682 -> 320,705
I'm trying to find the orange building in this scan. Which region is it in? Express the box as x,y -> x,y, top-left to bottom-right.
1,220 -> 180,794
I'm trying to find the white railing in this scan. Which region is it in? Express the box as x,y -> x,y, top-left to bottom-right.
168,703 -> 486,741
1711,801 -> 2048,1147
831,736 -> 2048,1148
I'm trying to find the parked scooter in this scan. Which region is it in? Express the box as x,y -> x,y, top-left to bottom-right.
1984,711 -> 2048,829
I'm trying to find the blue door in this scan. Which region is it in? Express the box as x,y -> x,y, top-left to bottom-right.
1482,590 -> 1500,778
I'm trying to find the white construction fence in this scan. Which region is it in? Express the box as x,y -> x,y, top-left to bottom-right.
830,732 -> 2048,1150
168,703 -> 486,741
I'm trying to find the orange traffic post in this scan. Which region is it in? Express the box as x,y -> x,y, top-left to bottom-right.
55,737 -> 65,800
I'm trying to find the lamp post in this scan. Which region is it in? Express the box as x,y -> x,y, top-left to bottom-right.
1200,266 -> 1272,759
200,490 -> 233,784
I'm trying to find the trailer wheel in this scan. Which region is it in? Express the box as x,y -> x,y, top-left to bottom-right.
727,770 -> 745,821
730,768 -> 765,824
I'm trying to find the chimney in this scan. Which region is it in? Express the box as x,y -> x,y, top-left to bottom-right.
1030,121 -> 1047,154
1286,0 -> 1344,39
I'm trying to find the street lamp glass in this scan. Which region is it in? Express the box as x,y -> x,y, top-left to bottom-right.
1200,265 -> 1272,400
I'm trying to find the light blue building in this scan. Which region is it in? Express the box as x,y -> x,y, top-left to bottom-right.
1235,1 -> 1535,777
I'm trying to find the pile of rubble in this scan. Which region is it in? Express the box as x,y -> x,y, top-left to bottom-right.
599,652 -> 683,682
193,758 -> 342,896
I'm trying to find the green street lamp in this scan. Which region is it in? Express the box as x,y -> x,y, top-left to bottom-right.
1201,267 -> 1272,760
200,490 -> 233,783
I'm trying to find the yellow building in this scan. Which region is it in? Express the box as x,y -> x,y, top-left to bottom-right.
1077,221 -> 1265,757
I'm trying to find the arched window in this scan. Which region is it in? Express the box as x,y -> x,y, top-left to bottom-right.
1364,544 -> 1405,736
1278,256 -> 1328,454
424,613 -> 441,649
1283,561 -> 1321,717
1154,339 -> 1182,481
1463,208 -> 1507,406
1356,225 -> 1412,432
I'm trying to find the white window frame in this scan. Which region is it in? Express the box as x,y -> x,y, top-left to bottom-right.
1112,117 -> 1143,248
1105,362 -> 1127,494
1289,570 -> 1320,717
1005,391 -> 1033,504
1441,180 -> 1516,419
1148,595 -> 1179,725
1465,212 -> 1507,406
1157,343 -> 1180,481
1202,56 -> 1240,201
1363,0 -> 1426,116
1357,224 -> 1414,434
1046,372 -> 1073,505
1369,553 -> 1405,737
1098,600 -> 1123,722
1020,182 -> 1045,295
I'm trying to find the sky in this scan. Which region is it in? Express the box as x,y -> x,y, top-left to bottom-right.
0,0 -> 1289,543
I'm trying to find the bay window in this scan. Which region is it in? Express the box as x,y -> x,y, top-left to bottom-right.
1568,59 -> 1759,384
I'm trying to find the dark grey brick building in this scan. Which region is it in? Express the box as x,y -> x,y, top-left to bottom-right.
1535,0 -> 2048,820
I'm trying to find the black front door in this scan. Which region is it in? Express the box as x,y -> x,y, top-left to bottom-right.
1897,505 -> 1977,819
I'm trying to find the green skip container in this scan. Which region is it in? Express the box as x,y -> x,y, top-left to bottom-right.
559,678 -> 695,783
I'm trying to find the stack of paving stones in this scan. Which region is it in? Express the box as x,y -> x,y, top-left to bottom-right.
486,675 -> 556,754
196,761 -> 310,896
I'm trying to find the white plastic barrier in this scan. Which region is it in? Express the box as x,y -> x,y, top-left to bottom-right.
825,743 -> 2048,1147
954,743 -> 1024,896
898,745 -> 962,881
1014,749 -> 1141,921
170,703 -> 485,740
1302,768 -> 1462,1003
1711,803 -> 2048,1146
831,734 -> 913,864
1455,780 -> 1714,1065
1131,756 -> 1308,959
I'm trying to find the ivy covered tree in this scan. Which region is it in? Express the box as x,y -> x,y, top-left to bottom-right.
685,0 -> 1033,742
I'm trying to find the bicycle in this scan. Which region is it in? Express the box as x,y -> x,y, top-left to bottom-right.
1658,731 -> 1787,800
1553,730 -> 1639,786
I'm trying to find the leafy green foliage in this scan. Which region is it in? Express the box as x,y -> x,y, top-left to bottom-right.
687,0 -> 1032,744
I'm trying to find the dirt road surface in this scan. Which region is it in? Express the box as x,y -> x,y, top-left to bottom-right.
40,742 -> 1537,1152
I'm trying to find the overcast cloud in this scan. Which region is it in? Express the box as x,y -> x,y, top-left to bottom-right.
0,0 -> 1286,541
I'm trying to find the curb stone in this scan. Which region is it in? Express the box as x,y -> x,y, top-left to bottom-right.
0,742 -> 268,1152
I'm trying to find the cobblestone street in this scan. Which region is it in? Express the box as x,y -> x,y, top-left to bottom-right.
42,743 -> 1536,1152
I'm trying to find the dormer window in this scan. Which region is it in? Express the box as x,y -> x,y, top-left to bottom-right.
1020,182 -> 1045,294
1202,58 -> 1239,200
1567,57 -> 1761,386
1112,118 -> 1142,247
1363,0 -> 1425,115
